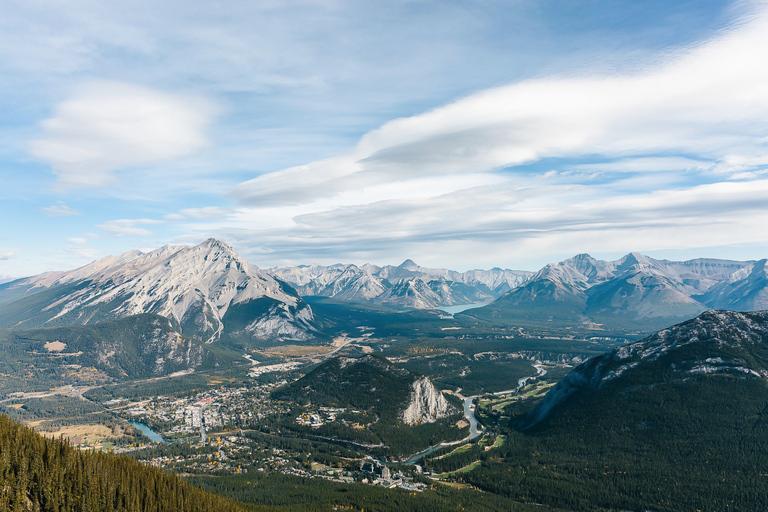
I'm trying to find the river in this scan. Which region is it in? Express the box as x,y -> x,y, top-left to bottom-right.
128,421 -> 165,443
464,395 -> 482,440
403,395 -> 483,464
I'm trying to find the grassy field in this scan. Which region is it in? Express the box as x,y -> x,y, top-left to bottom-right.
36,423 -> 120,448
436,442 -> 475,459
434,460 -> 482,478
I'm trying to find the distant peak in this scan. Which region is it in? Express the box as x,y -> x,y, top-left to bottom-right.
624,251 -> 647,262
200,238 -> 230,248
194,238 -> 237,255
399,259 -> 419,270
564,253 -> 597,266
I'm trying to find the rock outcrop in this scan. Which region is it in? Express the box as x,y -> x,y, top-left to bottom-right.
402,376 -> 456,425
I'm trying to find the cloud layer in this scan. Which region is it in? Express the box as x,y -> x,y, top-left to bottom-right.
4,1 -> 768,275
196,2 -> 768,268
232,3 -> 768,207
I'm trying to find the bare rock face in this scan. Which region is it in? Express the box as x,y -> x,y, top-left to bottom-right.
402,376 -> 456,425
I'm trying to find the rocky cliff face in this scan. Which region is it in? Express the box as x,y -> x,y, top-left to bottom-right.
401,376 -> 456,425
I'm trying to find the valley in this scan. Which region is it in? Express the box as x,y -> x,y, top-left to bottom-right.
0,302 -> 599,509
2,242 -> 768,511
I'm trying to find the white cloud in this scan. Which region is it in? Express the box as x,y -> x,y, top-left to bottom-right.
568,157 -> 711,174
198,2 -> 768,269
231,2 -> 768,207
31,81 -> 217,189
66,237 -> 88,244
209,176 -> 768,269
0,252 -> 15,260
179,206 -> 234,219
42,204 -> 81,217
98,218 -> 162,237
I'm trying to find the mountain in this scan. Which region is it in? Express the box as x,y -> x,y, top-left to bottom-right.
275,355 -> 456,425
522,309 -> 768,429
468,252 -> 757,334
0,314 -> 225,391
274,355 -> 463,456
461,309 -> 768,512
269,260 -> 533,308
0,239 -> 316,345
0,413 -> 247,512
696,258 -> 768,311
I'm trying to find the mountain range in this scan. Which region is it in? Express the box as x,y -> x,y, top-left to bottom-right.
4,242 -> 768,348
269,260 -> 532,308
467,252 -> 768,334
0,239 -> 316,345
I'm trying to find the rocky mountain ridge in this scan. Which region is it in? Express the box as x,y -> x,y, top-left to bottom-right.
269,260 -> 532,308
469,252 -> 765,333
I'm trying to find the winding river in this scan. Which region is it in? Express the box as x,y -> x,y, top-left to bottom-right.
403,395 -> 483,464
464,396 -> 482,440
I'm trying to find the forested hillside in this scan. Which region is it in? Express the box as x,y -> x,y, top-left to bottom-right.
0,414 -> 253,512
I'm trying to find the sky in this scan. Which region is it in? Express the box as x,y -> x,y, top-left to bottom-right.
3,0 -> 768,277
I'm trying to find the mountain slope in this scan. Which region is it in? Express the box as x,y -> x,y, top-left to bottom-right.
0,413 -> 248,512
521,309 -> 768,429
0,239 -> 316,344
696,258 -> 768,311
0,314 -> 224,391
461,310 -> 768,512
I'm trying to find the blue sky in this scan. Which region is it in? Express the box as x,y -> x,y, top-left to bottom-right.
3,0 -> 768,277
